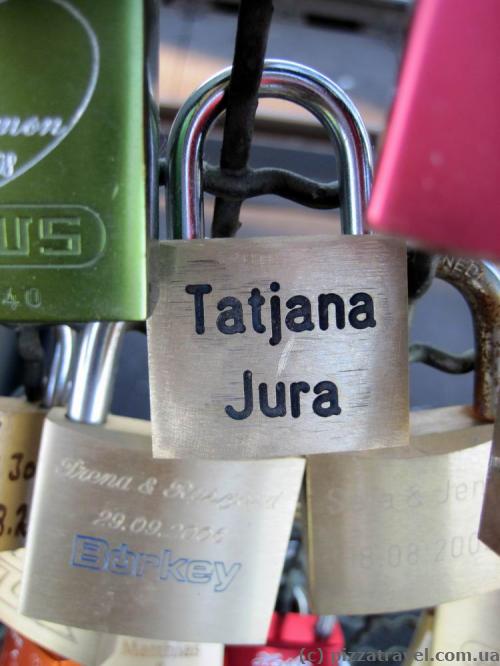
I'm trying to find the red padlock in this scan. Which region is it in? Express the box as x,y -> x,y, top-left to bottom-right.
0,629 -> 79,666
367,0 -> 500,260
225,613 -> 344,665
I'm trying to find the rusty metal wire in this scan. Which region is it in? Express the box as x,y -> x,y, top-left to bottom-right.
204,163 -> 340,208
409,343 -> 475,374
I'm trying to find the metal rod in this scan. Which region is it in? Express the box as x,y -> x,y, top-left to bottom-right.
211,0 -> 274,238
409,343 -> 475,374
67,322 -> 126,425
43,325 -> 77,408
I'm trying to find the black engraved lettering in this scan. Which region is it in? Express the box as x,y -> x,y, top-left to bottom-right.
313,381 -> 341,417
285,295 -> 314,333
259,382 -> 286,417
349,292 -> 376,329
318,293 -> 346,330
290,381 -> 310,418
217,296 -> 246,334
186,284 -> 212,334
248,288 -> 266,333
225,370 -> 253,420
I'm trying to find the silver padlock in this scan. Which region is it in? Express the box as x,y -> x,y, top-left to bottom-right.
147,59 -> 408,460
20,322 -> 304,643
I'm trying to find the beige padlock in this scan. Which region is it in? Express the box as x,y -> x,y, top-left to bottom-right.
306,256 -> 499,614
20,322 -> 304,644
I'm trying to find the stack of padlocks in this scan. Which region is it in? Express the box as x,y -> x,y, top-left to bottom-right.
0,0 -> 498,665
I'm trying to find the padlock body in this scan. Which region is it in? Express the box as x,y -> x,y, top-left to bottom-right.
0,549 -> 100,665
20,408 -> 304,643
0,0 -> 158,321
306,406 -> 497,614
148,235 -> 408,459
367,0 -> 500,260
0,398 -> 45,551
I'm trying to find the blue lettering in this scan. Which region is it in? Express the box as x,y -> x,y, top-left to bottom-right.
71,534 -> 108,571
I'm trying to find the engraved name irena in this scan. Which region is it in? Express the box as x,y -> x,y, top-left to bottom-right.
55,458 -> 284,510
186,282 -> 377,421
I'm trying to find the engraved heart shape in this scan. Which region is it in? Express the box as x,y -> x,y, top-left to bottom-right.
0,0 -> 99,188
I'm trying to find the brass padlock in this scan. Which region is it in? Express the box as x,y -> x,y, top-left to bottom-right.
20,322 -> 304,643
147,59 -> 408,459
306,255 -> 499,614
0,0 -> 158,321
0,325 -> 75,552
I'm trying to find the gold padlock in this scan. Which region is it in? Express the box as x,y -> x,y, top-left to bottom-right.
0,325 -> 75,552
306,256 -> 499,614
147,59 -> 408,460
20,322 -> 304,643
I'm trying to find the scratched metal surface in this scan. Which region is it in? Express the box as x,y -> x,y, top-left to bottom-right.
147,236 -> 408,459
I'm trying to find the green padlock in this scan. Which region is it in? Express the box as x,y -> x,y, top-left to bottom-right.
0,0 -> 158,321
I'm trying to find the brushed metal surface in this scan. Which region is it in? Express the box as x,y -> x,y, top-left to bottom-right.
306,406 -> 497,614
148,235 -> 408,459
97,635 -> 224,665
433,589 -> 500,654
0,549 -> 100,665
20,408 -> 304,643
0,398 -> 45,551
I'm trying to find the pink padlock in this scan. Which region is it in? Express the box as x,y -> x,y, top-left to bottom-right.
368,0 -> 500,259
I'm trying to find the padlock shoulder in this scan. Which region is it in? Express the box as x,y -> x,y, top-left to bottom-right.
0,396 -> 46,418
45,407 -> 151,452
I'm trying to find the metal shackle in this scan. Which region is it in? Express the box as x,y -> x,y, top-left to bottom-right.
167,59 -> 373,240
436,258 -> 499,422
43,325 -> 77,409
67,322 -> 127,425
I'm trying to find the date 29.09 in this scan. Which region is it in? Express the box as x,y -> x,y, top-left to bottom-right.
91,509 -> 227,544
